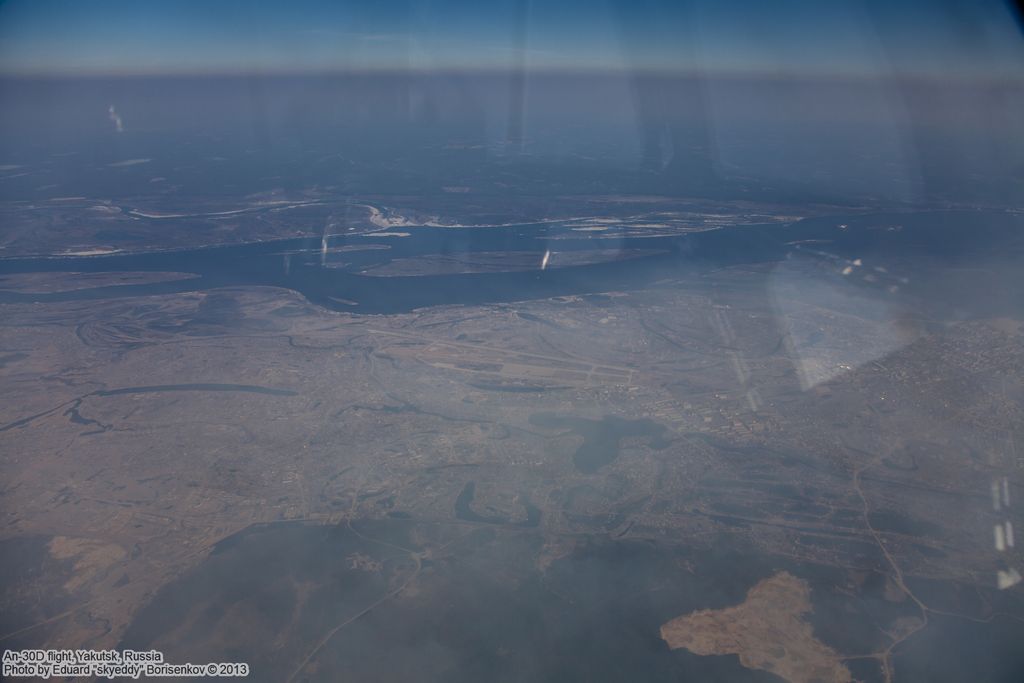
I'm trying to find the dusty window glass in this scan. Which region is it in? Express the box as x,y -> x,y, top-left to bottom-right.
1,2 -> 1023,682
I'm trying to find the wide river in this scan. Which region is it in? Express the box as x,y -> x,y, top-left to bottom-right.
0,210 -> 1020,316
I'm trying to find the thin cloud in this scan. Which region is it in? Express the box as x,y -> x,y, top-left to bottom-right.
108,158 -> 151,167
108,105 -> 124,133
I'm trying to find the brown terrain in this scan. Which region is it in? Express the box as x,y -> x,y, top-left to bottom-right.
661,572 -> 852,683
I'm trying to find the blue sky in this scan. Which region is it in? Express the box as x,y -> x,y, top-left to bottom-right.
0,0 -> 1021,78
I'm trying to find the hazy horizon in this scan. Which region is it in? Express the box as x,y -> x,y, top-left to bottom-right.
1,0 -> 1022,79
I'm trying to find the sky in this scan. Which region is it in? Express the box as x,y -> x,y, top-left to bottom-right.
0,0 -> 1021,78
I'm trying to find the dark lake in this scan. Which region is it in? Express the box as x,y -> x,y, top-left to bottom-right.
114,519 -> 1024,683
116,520 -> 791,683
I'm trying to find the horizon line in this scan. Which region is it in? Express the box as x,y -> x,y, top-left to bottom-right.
1,65 -> 1022,86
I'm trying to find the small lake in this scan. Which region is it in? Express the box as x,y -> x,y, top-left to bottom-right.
529,413 -> 670,473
